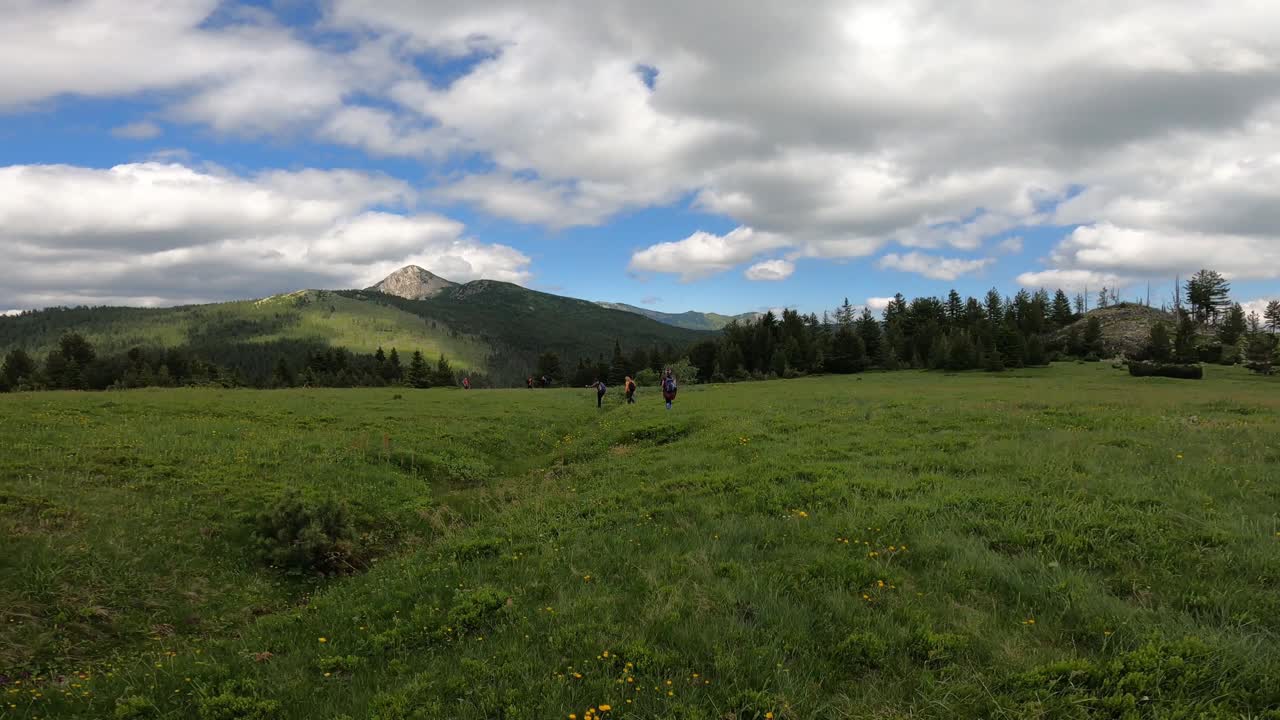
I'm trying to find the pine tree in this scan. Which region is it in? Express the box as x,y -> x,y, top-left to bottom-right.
1051,289 -> 1075,327
1083,316 -> 1105,357
984,289 -> 1004,325
1173,310 -> 1198,363
1025,334 -> 1048,367
856,309 -> 883,365
432,354 -> 455,387
608,341 -> 628,385
1186,269 -> 1231,324
946,290 -> 964,328
387,348 -> 403,382
1265,301 -> 1280,334
406,351 -> 431,388
1146,322 -> 1172,362
374,347 -> 386,364
1218,303 -> 1248,346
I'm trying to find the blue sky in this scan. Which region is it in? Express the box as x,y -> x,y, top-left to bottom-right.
1,1 -> 1278,317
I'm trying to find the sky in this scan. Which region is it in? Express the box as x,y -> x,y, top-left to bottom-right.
2,0 -> 1279,318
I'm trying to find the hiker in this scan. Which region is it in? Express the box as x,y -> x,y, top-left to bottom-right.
541,375 -> 550,388
462,377 -> 471,390
661,369 -> 678,410
527,376 -> 534,389
590,379 -> 607,408
624,375 -> 637,404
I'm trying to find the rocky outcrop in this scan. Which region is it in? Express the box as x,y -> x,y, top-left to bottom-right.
366,266 -> 457,300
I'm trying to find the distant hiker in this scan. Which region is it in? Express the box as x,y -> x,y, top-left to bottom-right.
527,376 -> 534,389
462,377 -> 471,390
624,375 -> 637,404
661,369 -> 678,410
591,379 -> 607,408
542,375 -> 550,388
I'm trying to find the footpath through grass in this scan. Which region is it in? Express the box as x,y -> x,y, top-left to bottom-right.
2,364 -> 1279,719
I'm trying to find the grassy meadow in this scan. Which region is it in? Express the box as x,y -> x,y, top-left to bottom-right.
2,364 -> 1279,719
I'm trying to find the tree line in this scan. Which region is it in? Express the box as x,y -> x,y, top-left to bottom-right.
0,335 -> 492,393
4,268 -> 1277,393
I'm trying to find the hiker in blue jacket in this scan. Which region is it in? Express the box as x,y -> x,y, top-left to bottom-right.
590,379 -> 607,408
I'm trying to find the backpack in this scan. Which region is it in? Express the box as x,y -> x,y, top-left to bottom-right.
663,376 -> 676,393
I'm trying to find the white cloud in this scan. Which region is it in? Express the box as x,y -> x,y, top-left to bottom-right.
0,162 -> 531,308
1016,269 -> 1130,292
866,297 -> 894,312
4,1 -> 1280,289
111,121 -> 162,140
878,252 -> 994,281
628,226 -> 790,281
744,259 -> 795,282
1033,222 -> 1280,281
1,309 -> 22,317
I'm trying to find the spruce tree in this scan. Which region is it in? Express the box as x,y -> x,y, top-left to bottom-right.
1083,316 -> 1105,357
1050,289 -> 1075,327
856,309 -> 883,365
608,341 -> 628,385
406,351 -> 431,388
432,354 -> 455,387
1173,311 -> 1198,362
1146,322 -> 1172,362
1218,303 -> 1248,346
387,348 -> 403,382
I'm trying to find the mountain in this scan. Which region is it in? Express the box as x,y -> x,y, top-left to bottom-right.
341,279 -> 713,380
1,269 -> 712,385
366,265 -> 456,299
595,302 -> 762,331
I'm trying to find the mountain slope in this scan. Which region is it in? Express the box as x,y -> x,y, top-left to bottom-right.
0,290 -> 490,370
341,280 -> 712,374
595,302 -> 761,330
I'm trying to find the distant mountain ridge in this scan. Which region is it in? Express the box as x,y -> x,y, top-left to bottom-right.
595,301 -> 762,331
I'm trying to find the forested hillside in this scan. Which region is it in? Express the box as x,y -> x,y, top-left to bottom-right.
340,281 -> 711,380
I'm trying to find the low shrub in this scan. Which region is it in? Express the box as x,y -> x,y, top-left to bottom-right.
252,491 -> 361,575
1128,362 -> 1204,380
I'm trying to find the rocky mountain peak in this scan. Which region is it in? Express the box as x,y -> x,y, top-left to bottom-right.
366,265 -> 457,300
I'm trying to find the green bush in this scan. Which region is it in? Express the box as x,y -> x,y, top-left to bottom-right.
252,491 -> 360,575
1129,362 -> 1204,380
836,631 -> 889,670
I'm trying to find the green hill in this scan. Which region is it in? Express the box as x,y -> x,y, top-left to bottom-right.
595,301 -> 760,330
0,290 -> 490,381
1,273 -> 711,386
340,280 -> 712,377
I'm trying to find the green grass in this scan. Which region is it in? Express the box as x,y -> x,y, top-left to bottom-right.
2,364 -> 1279,719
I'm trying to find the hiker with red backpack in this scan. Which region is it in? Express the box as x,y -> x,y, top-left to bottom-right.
624,375 -> 637,404
661,369 -> 678,410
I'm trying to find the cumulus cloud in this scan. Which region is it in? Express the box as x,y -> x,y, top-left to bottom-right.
878,252 -> 994,281
628,226 -> 790,281
0,163 -> 531,309
744,259 -> 795,282
5,1 -> 1280,286
866,297 -> 894,312
1027,222 -> 1280,283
